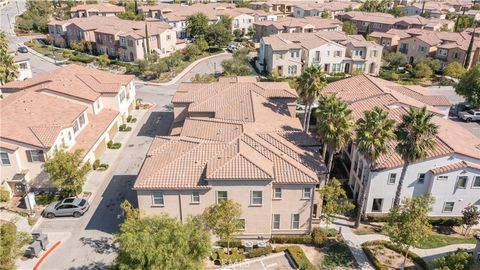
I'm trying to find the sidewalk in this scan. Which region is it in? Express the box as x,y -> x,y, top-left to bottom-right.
0,210 -> 32,232
17,232 -> 71,270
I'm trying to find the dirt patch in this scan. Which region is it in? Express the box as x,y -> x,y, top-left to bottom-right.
366,245 -> 421,270
353,223 -> 384,235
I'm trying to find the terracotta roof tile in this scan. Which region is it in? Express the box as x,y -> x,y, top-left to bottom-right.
0,142 -> 19,152
430,161 -> 480,175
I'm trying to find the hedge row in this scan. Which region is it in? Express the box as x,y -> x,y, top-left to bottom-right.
216,239 -> 242,248
246,246 -> 272,258
361,240 -> 428,270
210,248 -> 245,266
366,214 -> 462,226
275,245 -> 315,270
270,234 -> 312,245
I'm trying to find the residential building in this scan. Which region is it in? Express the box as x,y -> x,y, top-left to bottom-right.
326,75 -> 480,219
292,2 -> 360,19
134,77 -> 326,240
70,3 -> 125,18
48,16 -> 177,61
369,29 -> 412,52
0,0 -> 9,8
0,65 -> 136,196
253,17 -> 342,41
404,2 -> 456,19
13,54 -> 32,81
257,32 -> 382,76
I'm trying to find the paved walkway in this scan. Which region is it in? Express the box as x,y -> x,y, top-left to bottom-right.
0,210 -> 32,232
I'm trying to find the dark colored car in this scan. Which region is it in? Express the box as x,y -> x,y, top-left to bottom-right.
17,46 -> 28,53
43,198 -> 90,218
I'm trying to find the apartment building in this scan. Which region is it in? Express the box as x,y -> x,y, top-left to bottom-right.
48,16 -> 177,61
257,32 -> 382,76
326,75 -> 480,219
336,11 -> 454,34
0,65 -> 136,196
253,17 -> 342,41
70,3 -> 125,18
369,29 -> 411,52
404,2 -> 456,19
134,77 -> 326,240
292,2 -> 360,19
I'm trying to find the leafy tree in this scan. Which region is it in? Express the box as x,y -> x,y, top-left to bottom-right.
433,249 -> 473,270
0,33 -> 19,85
456,64 -> 480,108
315,94 -> 354,179
221,48 -> 251,76
464,27 -> 476,68
44,149 -> 91,197
219,15 -> 233,32
359,0 -> 391,13
393,107 -> 438,207
16,0 -> 52,33
0,222 -> 31,270
455,15 -> 473,32
233,29 -> 244,41
342,21 -> 358,35
296,65 -> 327,132
194,37 -> 209,51
321,9 -> 332,18
205,23 -> 232,48
383,52 -> 407,69
414,57 -> 442,73
321,178 -> 355,229
186,13 -> 210,38
412,62 -> 433,79
184,44 -> 202,60
191,73 -> 217,82
97,54 -> 111,67
439,24 -> 451,32
246,25 -> 256,39
461,205 -> 480,236
202,199 -> 242,253
165,51 -> 182,71
116,201 -> 211,270
389,6 -> 406,17
117,1 -> 145,21
384,195 -> 434,268
444,61 -> 466,78
354,107 -> 395,228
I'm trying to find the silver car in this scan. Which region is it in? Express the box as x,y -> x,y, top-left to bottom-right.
43,198 -> 90,218
459,109 -> 480,122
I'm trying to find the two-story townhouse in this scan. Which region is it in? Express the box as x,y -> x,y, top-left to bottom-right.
404,2 -> 455,19
118,27 -> 177,61
292,2 -> 360,19
70,3 -> 125,18
397,33 -> 442,64
0,65 -> 136,197
370,29 -> 418,52
304,39 -> 347,74
325,75 -> 480,221
134,77 -> 327,240
258,35 -> 303,76
435,40 -> 480,69
341,35 -> 383,74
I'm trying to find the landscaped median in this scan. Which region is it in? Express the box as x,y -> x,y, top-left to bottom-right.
362,240 -> 428,270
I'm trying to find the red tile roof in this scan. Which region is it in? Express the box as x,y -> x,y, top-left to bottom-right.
430,161 -> 480,175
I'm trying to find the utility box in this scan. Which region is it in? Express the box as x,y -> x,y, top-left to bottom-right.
36,234 -> 49,250
26,241 -> 42,258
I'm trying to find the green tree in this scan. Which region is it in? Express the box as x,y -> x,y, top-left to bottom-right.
233,29 -> 243,41
315,94 -> 354,179
456,64 -> 480,108
342,21 -> 358,35
389,6 -> 406,17
439,24 -> 451,31
444,61 -> 466,78
165,51 -> 182,71
461,205 -> 480,236
433,249 -> 473,270
359,0 -> 391,13
97,54 -> 111,67
412,62 -> 433,79
202,199 -> 242,253
44,149 -> 91,197
221,48 -> 251,76
455,15 -> 473,32
246,25 -> 256,39
194,37 -> 209,51
383,52 -> 407,70
185,44 -> 202,60
186,13 -> 210,38
385,195 -> 434,268
415,57 -> 442,73
16,0 -> 52,33
0,222 -> 31,270
354,107 -> 395,228
0,33 -> 19,85
219,15 -> 233,32
116,201 -> 211,270
464,27 -> 476,68
321,178 -> 355,229
321,9 -> 332,18
296,65 -> 327,132
117,1 -> 145,21
205,23 -> 232,48
393,107 -> 438,207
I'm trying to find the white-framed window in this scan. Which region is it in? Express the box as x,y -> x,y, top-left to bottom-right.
73,120 -> 79,133
274,187 -> 282,199
191,191 -> 200,203
437,175 -> 448,181
332,63 -> 342,72
29,150 -> 43,162
372,50 -> 378,57
152,191 -> 164,206
287,65 -> 297,75
275,53 -> 284,60
302,187 -> 312,199
443,202 -> 454,212
388,173 -> 396,185
291,214 -> 300,229
119,90 -> 126,102
290,50 -> 299,58
372,198 -> 383,212
216,191 -> 228,203
418,173 -> 426,184
0,152 -> 10,165
473,176 -> 480,188
238,219 -> 245,230
456,176 -> 468,189
79,114 -> 86,127
355,50 -> 363,56
334,50 -> 342,57
251,191 -> 263,205
273,214 -> 280,229
315,51 -> 321,61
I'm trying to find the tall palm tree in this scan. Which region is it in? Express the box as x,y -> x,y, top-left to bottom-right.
296,65 -> 327,133
393,106 -> 438,208
316,94 -> 354,180
0,53 -> 19,85
354,107 -> 396,228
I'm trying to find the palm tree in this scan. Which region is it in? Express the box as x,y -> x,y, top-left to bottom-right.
393,106 -> 438,208
0,52 -> 19,85
316,94 -> 354,180
296,65 -> 327,133
354,107 -> 396,228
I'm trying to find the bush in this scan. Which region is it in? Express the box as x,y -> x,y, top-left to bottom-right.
62,50 -> 73,58
361,240 -> 428,270
277,246 -> 315,270
97,163 -> 109,171
433,248 -> 473,270
92,159 -> 100,170
322,242 -> 356,269
119,124 -> 132,132
69,53 -> 95,63
217,239 -> 242,248
246,246 -> 272,258
107,140 -> 122,149
271,235 -> 312,245
35,193 -> 61,205
215,248 -> 245,265
0,187 -> 10,202
312,228 -> 327,247
126,115 -> 137,123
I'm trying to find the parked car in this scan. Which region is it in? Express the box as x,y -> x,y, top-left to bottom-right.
227,44 -> 238,53
17,46 -> 28,53
450,102 -> 474,117
459,109 -> 480,122
43,198 -> 90,218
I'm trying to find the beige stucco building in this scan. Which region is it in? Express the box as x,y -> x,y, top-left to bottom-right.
134,77 -> 327,241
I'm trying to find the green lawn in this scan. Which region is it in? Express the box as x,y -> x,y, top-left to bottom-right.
416,233 -> 476,249
320,242 -> 356,270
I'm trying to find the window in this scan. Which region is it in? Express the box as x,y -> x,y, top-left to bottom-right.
68,131 -> 72,141
251,191 -> 263,205
473,176 -> 480,188
372,50 -> 378,57
438,49 -> 447,56
372,198 -> 383,212
315,51 -> 321,61
191,191 -> 200,203
127,40 -> 134,47
290,50 -> 299,58
291,214 -> 300,229
238,219 -> 245,230
302,187 -> 312,199
418,46 -> 426,53
216,191 -> 228,203
334,50 -> 342,57
273,214 -> 280,229
418,173 -> 426,184
457,176 -> 468,189
354,50 -> 363,56
332,63 -> 342,73
19,63 -> 27,70
274,187 -> 282,199
388,173 -> 396,185
152,191 -> 164,206
167,35 -> 171,40
29,150 -> 43,162
79,114 -> 85,127
119,90 -> 126,102
0,152 -> 10,165
443,202 -> 454,212
453,52 -> 459,59
437,175 -> 448,181
287,65 -> 297,75
275,53 -> 284,60
73,120 -> 79,133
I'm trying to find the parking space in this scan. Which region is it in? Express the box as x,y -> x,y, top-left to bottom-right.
222,253 -> 296,270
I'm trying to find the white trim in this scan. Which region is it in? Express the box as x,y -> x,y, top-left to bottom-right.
302,187 -> 312,200
456,175 -> 468,189
191,191 -> 200,204
250,190 -> 263,206
291,213 -> 300,229
151,191 -> 164,206
272,214 -> 280,230
472,176 -> 480,189
442,201 -> 454,213
273,187 -> 282,199
387,173 -> 396,185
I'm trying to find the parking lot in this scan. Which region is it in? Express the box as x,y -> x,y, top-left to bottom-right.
221,252 -> 296,270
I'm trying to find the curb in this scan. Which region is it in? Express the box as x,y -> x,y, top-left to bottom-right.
33,241 -> 61,270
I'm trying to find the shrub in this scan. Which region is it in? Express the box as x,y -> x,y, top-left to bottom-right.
216,239 -> 242,248
62,50 -> 73,58
361,240 -> 428,270
35,193 -> 61,205
92,159 -> 100,170
0,187 -> 10,202
271,235 -> 312,245
246,246 -> 272,258
281,246 -> 316,270
97,163 -> 109,171
312,228 -> 327,247
107,140 -> 122,149
69,53 -> 95,63
433,248 -> 473,270
322,242 -> 356,269
126,115 -> 137,123
215,248 -> 245,265
119,124 -> 132,132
